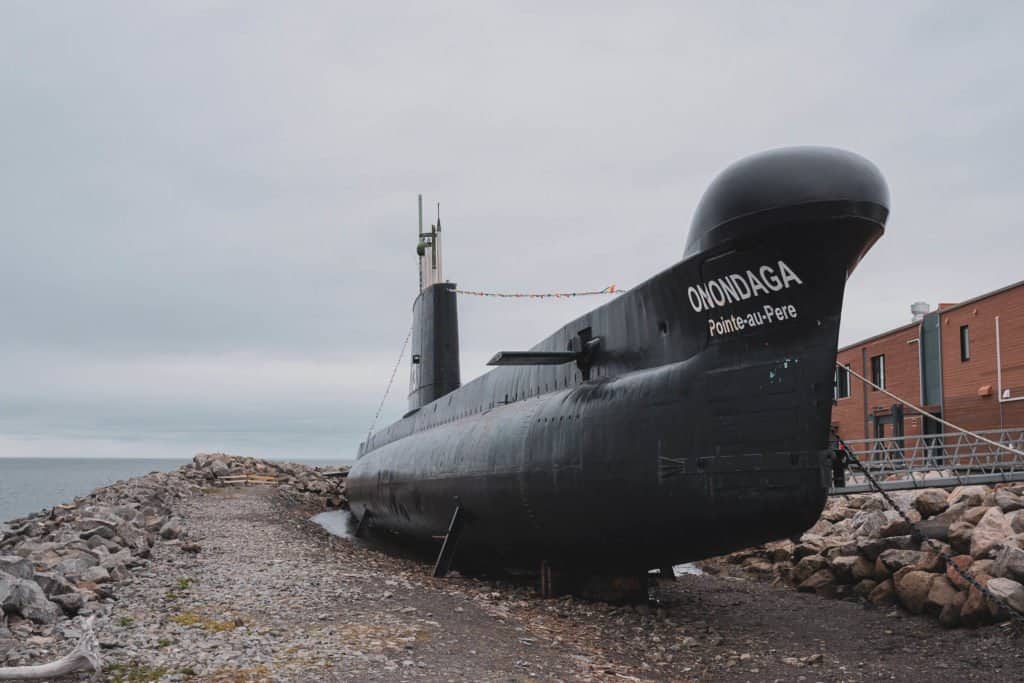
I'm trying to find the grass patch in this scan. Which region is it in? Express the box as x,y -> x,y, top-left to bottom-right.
171,611 -> 238,632
202,487 -> 228,495
165,576 -> 195,601
116,616 -> 135,627
157,637 -> 173,648
107,663 -> 169,683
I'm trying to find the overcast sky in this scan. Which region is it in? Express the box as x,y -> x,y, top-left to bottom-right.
1,2 -> 1021,460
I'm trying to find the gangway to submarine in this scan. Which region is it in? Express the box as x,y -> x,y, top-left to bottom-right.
830,361 -> 1024,494
831,427 -> 1024,494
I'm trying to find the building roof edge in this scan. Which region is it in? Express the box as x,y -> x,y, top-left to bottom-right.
838,278 -> 1024,354
838,320 -> 920,353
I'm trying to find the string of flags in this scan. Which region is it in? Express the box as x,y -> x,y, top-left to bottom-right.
454,285 -> 622,299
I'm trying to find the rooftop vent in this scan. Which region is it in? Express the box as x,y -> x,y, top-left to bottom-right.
911,301 -> 930,322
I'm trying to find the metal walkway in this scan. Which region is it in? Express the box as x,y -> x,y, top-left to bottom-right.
830,427 -> 1024,494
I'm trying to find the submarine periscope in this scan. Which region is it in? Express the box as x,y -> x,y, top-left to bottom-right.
346,146 -> 890,593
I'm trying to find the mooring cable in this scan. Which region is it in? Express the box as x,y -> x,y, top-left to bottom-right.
364,324 -> 413,446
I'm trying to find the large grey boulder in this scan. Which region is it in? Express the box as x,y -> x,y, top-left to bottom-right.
995,489 -> 1024,513
33,571 -> 75,596
851,510 -> 887,538
0,554 -> 34,580
792,554 -> 828,583
79,524 -> 116,541
878,549 -> 924,573
949,485 -> 990,508
912,489 -> 950,518
987,577 -> 1024,614
0,571 -> 62,624
51,591 -> 85,616
858,534 -> 917,561
80,566 -> 111,584
1007,509 -> 1024,534
830,555 -> 873,582
878,510 -> 912,538
116,522 -> 150,554
991,545 -> 1024,582
100,548 -> 132,570
0,606 -> 14,658
948,521 -> 975,555
971,507 -> 1013,558
17,541 -> 62,565
160,517 -> 183,540
54,550 -> 100,578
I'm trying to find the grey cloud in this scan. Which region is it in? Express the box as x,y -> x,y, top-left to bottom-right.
1,2 -> 1022,459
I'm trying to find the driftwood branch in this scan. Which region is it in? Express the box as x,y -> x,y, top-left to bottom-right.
0,616 -> 101,681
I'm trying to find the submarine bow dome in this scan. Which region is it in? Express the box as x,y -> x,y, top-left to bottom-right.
684,146 -> 890,259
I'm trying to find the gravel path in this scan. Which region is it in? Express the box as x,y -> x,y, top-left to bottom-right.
92,487 -> 1024,682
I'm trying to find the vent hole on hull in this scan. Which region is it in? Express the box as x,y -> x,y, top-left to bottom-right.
658,320 -> 669,335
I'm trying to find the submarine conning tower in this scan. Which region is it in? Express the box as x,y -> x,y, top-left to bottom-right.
409,195 -> 461,412
684,146 -> 890,265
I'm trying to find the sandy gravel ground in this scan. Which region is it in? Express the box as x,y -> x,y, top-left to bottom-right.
88,487 -> 1024,682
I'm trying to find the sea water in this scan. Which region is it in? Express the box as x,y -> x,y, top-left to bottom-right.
0,458 -> 190,522
0,456 -> 352,523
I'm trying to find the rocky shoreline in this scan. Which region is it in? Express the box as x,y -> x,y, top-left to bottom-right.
0,454 -> 348,672
5,458 -> 1024,681
703,482 -> 1024,628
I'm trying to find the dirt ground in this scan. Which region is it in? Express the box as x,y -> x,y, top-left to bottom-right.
96,487 -> 1024,681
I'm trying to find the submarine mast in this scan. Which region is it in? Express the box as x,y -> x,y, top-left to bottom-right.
417,194 -> 443,291
409,195 -> 460,411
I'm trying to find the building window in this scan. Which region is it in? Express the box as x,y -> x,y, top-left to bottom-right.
870,354 -> 886,390
834,364 -> 851,400
960,325 -> 970,361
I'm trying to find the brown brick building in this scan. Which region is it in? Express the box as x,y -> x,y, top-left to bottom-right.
832,279 -> 1024,442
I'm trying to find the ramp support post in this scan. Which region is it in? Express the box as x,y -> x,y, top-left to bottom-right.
432,502 -> 465,578
354,510 -> 372,539
541,561 -> 553,597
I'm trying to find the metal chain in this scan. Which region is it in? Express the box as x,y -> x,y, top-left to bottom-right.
834,431 -> 1024,627
454,285 -> 622,299
364,324 -> 413,447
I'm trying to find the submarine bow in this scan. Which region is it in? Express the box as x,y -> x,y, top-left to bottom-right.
348,146 -> 890,574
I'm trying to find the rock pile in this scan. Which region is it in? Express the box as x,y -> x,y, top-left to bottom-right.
0,454 -> 348,666
709,482 -> 1024,628
0,469 -> 200,665
185,453 -> 349,509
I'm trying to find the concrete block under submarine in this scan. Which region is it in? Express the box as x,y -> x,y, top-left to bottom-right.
347,146 -> 890,578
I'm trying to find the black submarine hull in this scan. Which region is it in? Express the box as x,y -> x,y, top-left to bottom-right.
348,147 -> 890,573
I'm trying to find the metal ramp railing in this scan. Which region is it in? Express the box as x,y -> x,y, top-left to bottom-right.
831,427 -> 1024,494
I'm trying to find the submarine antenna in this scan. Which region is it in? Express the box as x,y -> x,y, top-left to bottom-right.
416,194 -> 443,290
417,194 -> 424,292
435,202 -> 442,282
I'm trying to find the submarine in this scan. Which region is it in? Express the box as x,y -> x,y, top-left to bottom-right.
347,146 -> 890,589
